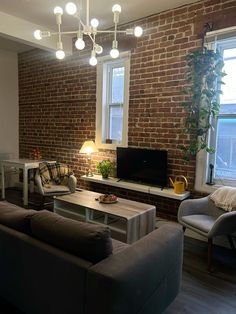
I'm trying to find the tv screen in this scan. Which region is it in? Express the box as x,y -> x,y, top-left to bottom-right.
116,147 -> 168,187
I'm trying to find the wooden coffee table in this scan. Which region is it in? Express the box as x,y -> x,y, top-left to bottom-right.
54,190 -> 156,244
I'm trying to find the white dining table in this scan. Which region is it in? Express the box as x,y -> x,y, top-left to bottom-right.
0,159 -> 41,206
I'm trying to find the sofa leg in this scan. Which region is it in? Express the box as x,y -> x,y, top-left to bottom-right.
227,235 -> 235,251
208,238 -> 213,272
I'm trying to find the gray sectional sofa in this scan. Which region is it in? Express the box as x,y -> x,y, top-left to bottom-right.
0,201 -> 183,314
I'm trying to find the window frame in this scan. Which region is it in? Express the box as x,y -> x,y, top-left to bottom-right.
95,52 -> 130,150
195,34 -> 236,192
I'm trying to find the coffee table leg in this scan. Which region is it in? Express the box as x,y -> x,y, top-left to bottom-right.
104,214 -> 108,225
126,220 -> 132,244
85,208 -> 94,222
85,208 -> 90,222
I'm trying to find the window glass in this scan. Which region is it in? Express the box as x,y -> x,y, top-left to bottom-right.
215,118 -> 236,180
109,105 -> 123,141
214,44 -> 236,183
108,65 -> 125,143
111,67 -> 124,104
220,56 -> 236,105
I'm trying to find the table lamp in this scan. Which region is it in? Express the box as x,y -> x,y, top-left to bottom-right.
79,140 -> 98,176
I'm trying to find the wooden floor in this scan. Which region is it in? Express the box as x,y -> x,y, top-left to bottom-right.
1,188 -> 236,314
165,237 -> 236,314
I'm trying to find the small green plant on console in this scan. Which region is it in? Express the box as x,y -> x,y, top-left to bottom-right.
181,47 -> 225,162
96,159 -> 114,179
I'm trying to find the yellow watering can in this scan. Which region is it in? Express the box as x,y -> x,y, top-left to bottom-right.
169,175 -> 188,194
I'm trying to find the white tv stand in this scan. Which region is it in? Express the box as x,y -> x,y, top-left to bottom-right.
81,175 -> 190,200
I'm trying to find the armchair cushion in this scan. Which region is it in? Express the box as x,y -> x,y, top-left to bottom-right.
181,214 -> 216,234
41,184 -> 70,195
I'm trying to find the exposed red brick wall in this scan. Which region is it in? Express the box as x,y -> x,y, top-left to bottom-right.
19,0 -> 236,219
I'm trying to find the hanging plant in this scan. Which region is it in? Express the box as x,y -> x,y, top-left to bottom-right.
180,47 -> 226,161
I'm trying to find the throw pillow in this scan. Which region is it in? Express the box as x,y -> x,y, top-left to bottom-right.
56,163 -> 74,185
57,163 -> 73,178
0,202 -> 37,234
39,162 -> 51,185
46,162 -> 61,184
30,210 -> 113,263
210,186 -> 236,211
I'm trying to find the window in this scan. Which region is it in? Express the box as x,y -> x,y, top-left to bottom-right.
195,28 -> 236,192
96,52 -> 130,149
213,46 -> 236,182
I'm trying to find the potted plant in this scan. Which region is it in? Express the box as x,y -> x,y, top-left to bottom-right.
180,47 -> 225,161
96,159 -> 114,179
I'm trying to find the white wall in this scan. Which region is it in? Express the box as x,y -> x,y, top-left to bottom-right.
0,49 -> 18,158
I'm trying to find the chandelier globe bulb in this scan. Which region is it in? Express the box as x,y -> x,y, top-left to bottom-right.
95,44 -> 103,54
65,2 -> 77,15
110,48 -> 119,59
56,49 -> 65,60
54,6 -> 63,15
34,30 -> 42,40
89,56 -> 97,66
91,18 -> 99,28
134,26 -> 143,37
112,4 -> 121,13
75,38 -> 85,50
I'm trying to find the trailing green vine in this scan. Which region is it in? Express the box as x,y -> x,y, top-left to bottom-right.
180,47 -> 225,161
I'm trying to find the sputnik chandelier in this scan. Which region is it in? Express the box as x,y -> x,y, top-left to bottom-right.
34,1 -> 143,66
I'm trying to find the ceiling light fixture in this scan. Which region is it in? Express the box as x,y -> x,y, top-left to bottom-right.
33,0 -> 143,65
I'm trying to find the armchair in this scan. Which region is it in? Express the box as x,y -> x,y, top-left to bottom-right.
35,162 -> 77,208
178,196 -> 236,271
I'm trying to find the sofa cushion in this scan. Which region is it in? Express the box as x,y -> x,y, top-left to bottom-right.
0,201 -> 37,234
30,210 -> 113,263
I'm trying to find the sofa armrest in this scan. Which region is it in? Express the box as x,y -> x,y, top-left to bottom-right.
85,224 -> 183,314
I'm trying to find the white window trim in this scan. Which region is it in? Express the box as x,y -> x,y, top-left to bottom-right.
195,28 -> 236,192
195,150 -> 221,193
95,51 -> 130,150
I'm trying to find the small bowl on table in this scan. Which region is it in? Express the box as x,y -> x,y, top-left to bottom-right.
98,194 -> 118,204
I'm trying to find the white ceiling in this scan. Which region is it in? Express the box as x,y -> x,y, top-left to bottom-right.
0,0 -> 200,52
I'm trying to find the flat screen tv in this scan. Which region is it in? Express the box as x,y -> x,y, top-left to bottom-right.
116,147 -> 168,188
